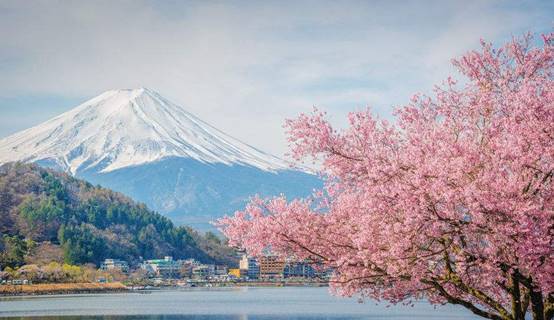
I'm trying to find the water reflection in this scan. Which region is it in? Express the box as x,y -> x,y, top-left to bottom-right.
4,316 -> 369,320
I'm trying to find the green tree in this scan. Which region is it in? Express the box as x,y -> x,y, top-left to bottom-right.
0,235 -> 28,269
58,224 -> 106,265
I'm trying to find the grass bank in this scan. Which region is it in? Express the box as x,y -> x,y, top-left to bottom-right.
0,282 -> 128,296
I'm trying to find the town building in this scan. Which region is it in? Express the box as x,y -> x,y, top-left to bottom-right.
100,259 -> 129,273
179,258 -> 201,278
141,256 -> 181,278
284,261 -> 316,278
239,254 -> 260,279
239,254 -> 249,270
191,264 -> 212,279
228,268 -> 241,278
258,255 -> 285,280
215,265 -> 228,276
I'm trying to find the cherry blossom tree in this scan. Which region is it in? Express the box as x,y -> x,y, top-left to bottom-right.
217,34 -> 553,320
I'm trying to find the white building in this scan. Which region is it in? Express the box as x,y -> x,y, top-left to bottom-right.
100,259 -> 129,273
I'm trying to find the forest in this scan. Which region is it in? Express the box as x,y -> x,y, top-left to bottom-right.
0,162 -> 237,270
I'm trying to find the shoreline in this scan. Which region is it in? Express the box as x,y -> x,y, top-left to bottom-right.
0,281 -> 328,297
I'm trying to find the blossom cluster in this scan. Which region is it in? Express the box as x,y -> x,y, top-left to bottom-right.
217,34 -> 553,318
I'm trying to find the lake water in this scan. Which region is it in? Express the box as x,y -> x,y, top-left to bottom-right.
0,287 -> 479,319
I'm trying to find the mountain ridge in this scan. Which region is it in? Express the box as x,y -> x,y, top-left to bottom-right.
0,89 -> 320,230
0,88 -> 291,174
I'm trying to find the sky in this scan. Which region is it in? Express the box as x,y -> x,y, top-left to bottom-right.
0,0 -> 552,157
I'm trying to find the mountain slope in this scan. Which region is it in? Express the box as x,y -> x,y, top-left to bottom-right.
79,157 -> 319,229
0,162 -> 237,268
0,89 -> 320,230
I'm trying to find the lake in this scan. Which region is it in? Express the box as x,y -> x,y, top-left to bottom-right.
0,287 -> 478,319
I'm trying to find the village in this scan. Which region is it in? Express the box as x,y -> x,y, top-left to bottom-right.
0,254 -> 330,295
97,254 -> 331,287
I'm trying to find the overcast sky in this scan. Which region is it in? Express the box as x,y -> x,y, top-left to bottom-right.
0,0 -> 551,156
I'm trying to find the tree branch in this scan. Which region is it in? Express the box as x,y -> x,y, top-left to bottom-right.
422,279 -> 503,320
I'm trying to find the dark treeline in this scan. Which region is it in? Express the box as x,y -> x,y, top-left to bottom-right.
0,162 -> 237,269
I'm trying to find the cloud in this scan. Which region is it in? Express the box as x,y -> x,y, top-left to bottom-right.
0,0 -> 551,156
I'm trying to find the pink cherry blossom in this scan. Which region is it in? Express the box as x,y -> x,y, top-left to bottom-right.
217,33 -> 553,320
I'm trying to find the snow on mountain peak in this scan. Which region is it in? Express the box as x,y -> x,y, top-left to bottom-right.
0,88 -> 290,174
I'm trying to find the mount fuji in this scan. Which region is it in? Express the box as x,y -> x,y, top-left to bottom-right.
0,88 -> 320,230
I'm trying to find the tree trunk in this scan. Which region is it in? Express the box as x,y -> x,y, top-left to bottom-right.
530,289 -> 545,320
511,273 -> 524,320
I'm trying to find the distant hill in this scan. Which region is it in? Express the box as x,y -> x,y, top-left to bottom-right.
0,162 -> 237,270
0,88 -> 320,231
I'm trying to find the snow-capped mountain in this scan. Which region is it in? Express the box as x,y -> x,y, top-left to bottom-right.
0,88 -> 289,174
0,88 -> 320,230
